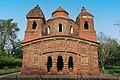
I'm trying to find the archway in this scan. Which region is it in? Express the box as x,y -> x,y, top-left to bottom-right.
47,26 -> 50,34
59,24 -> 62,32
32,22 -> 37,29
68,56 -> 73,69
84,21 -> 88,29
47,56 -> 52,72
70,26 -> 73,34
57,56 -> 64,72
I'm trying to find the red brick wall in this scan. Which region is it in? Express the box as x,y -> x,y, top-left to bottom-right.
22,36 -> 99,75
22,7 -> 99,76
52,12 -> 68,17
76,16 -> 97,42
79,30 -> 97,41
24,19 -> 44,42
45,18 -> 77,37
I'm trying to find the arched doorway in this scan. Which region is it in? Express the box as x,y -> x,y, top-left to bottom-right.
47,56 -> 52,72
70,26 -> 73,34
84,21 -> 89,29
59,24 -> 62,32
57,56 -> 64,72
32,22 -> 37,29
68,56 -> 73,69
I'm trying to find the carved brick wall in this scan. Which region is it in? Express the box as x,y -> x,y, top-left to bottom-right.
22,6 -> 99,76
22,36 -> 99,75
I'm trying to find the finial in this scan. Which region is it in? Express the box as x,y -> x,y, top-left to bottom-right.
36,5 -> 39,7
59,6 -> 61,8
35,5 -> 39,8
81,7 -> 86,12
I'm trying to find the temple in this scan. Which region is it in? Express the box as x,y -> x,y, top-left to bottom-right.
22,5 -> 99,75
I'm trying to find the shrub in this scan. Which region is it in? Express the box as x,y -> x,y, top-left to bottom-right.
113,69 -> 120,74
0,56 -> 22,68
109,69 -> 114,74
105,65 -> 120,70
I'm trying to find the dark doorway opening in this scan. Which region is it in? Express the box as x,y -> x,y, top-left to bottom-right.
84,21 -> 88,29
47,56 -> 52,72
32,22 -> 37,29
68,56 -> 73,69
57,56 -> 64,71
59,24 -> 62,32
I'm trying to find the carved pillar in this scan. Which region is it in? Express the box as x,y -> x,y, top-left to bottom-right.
63,52 -> 69,74
51,52 -> 57,74
77,55 -> 81,75
73,56 -> 77,74
89,46 -> 94,75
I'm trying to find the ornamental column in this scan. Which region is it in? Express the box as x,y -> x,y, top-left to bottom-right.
63,52 -> 69,74
51,52 -> 57,74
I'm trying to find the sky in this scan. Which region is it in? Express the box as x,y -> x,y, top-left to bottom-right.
0,0 -> 120,41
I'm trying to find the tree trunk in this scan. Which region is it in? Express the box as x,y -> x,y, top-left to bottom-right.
102,65 -> 104,73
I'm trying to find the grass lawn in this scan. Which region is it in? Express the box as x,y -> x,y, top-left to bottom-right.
0,67 -> 21,75
100,65 -> 120,77
104,69 -> 120,77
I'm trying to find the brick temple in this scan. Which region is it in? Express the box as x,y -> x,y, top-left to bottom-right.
22,5 -> 100,75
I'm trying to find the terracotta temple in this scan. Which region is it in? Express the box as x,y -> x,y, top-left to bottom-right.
22,5 -> 99,75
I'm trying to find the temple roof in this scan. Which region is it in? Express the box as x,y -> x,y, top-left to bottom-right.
52,7 -> 68,17
52,7 -> 68,14
26,5 -> 45,20
78,7 -> 94,17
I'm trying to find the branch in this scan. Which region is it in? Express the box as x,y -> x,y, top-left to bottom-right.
114,23 -> 120,26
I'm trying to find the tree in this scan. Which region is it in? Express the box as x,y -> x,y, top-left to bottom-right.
0,19 -> 22,58
97,32 -> 118,73
114,22 -> 120,26
10,40 -> 23,58
109,45 -> 120,66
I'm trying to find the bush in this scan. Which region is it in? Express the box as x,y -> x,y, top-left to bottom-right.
105,65 -> 120,69
0,67 -> 22,75
0,56 -> 22,68
113,69 -> 120,74
109,69 -> 114,74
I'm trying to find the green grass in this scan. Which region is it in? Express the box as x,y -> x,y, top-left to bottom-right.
104,69 -> 120,77
99,65 -> 120,77
0,67 -> 21,75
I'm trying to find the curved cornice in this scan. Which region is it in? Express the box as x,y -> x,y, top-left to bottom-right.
22,35 -> 99,47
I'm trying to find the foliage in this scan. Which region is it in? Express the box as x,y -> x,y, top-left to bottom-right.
10,40 -> 23,58
114,22 -> 120,26
109,69 -> 114,74
113,69 -> 120,74
97,32 -> 118,73
0,67 -> 22,75
0,19 -> 22,58
107,45 -> 120,66
0,56 -> 22,68
105,65 -> 120,70
105,65 -> 120,75
4,66 -> 8,73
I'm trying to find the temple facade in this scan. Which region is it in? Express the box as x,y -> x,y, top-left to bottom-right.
22,5 -> 99,75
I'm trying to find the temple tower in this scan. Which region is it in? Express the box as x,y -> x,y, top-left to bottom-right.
76,7 -> 96,41
24,5 -> 46,42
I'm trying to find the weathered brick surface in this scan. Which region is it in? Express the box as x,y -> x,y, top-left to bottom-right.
22,6 -> 99,76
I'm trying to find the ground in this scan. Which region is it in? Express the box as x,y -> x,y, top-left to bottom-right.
0,72 -> 119,80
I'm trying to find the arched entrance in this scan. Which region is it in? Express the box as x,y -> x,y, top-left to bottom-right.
57,56 -> 64,72
84,21 -> 89,29
47,56 -> 52,72
68,56 -> 73,70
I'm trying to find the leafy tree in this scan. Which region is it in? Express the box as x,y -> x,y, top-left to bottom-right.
114,22 -> 120,26
0,19 -> 22,58
97,32 -> 118,73
109,45 -> 120,66
11,40 -> 23,58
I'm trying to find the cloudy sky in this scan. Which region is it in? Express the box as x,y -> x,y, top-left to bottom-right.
0,0 -> 120,41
